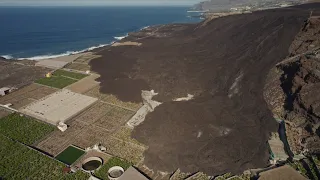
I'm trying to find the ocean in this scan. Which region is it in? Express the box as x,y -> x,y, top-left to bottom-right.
0,6 -> 201,60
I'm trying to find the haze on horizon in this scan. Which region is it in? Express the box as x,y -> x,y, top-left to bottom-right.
0,0 -> 203,6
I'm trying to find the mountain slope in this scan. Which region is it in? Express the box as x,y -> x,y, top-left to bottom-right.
90,3 -> 320,176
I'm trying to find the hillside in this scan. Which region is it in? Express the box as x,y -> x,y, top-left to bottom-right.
90,3 -> 320,176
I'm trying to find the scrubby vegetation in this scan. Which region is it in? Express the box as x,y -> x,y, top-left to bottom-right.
0,113 -> 55,145
94,157 -> 132,180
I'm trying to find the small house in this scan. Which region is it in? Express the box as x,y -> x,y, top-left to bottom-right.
0,87 -> 10,96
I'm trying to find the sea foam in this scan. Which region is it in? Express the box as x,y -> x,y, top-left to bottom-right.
114,34 -> 128,40
1,55 -> 13,59
2,44 -> 109,60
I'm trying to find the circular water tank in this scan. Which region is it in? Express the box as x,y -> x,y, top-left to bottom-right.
108,166 -> 124,180
82,157 -> 102,172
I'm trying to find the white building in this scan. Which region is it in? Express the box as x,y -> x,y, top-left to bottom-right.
0,87 -> 10,96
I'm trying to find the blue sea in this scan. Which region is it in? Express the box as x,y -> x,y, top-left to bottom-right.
0,6 -> 201,60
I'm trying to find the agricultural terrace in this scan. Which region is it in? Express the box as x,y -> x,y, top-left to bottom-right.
0,135 -> 89,180
65,53 -> 100,72
85,86 -> 142,111
54,69 -> 88,80
0,113 -> 55,145
94,157 -> 132,180
0,83 -> 56,110
36,101 -> 146,163
35,69 -> 87,89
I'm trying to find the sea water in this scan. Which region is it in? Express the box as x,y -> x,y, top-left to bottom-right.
0,6 -> 201,60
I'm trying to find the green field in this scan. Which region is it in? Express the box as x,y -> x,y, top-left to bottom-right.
53,69 -> 88,80
36,76 -> 77,89
56,146 -> 85,165
94,157 -> 132,180
0,113 -> 55,145
35,69 -> 87,89
0,135 -> 89,180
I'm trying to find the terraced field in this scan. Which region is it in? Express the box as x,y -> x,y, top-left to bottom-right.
0,113 -> 55,145
0,83 -> 57,109
35,70 -> 87,89
85,86 -> 142,111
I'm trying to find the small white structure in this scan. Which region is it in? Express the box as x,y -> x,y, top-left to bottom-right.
57,122 -> 68,132
0,87 -> 10,96
85,144 -> 107,152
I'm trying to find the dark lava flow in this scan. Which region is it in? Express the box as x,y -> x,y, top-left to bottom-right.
90,4 -> 320,175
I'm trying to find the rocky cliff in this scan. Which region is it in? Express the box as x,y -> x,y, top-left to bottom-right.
264,16 -> 320,155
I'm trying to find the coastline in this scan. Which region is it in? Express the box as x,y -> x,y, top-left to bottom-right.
0,25 -> 155,62
1,3 -> 320,178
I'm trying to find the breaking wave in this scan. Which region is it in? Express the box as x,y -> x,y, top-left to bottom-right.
114,34 -> 128,40
1,55 -> 13,59
1,44 -> 109,60
141,26 -> 150,30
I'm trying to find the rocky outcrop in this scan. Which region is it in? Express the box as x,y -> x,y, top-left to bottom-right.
264,17 -> 320,154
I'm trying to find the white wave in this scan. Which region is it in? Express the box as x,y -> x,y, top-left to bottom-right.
17,43 -> 109,61
1,55 -> 13,59
114,34 -> 128,40
141,26 -> 150,30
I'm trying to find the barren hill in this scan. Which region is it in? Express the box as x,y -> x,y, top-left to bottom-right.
90,3 -> 320,175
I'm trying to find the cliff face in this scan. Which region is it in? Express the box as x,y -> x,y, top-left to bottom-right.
90,3 -> 320,176
264,16 -> 320,154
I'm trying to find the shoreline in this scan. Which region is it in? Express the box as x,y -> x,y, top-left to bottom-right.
0,25 -> 158,62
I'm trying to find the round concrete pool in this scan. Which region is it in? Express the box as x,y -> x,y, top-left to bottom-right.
82,157 -> 102,171
108,166 -> 124,180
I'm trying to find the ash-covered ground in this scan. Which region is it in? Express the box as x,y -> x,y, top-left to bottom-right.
90,4 -> 320,175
